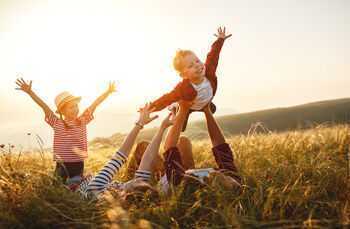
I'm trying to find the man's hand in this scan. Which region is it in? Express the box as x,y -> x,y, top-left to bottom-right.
106,81 -> 116,95
137,103 -> 159,126
214,26 -> 232,40
15,78 -> 32,94
202,103 -> 212,115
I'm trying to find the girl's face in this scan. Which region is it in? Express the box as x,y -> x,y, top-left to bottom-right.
181,53 -> 206,82
61,101 -> 79,119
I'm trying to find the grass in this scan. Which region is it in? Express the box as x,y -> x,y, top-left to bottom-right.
0,124 -> 349,228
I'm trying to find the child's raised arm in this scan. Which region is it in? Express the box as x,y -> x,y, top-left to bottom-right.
214,26 -> 232,40
87,81 -> 116,114
205,26 -> 232,77
15,78 -> 53,116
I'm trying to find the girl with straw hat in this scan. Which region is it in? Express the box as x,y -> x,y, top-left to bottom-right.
15,78 -> 116,182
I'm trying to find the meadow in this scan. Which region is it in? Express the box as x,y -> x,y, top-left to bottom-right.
0,124 -> 349,228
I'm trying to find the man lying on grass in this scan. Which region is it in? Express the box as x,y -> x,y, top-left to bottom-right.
159,101 -> 242,192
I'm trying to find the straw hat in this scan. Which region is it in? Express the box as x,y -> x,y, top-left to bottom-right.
55,91 -> 81,114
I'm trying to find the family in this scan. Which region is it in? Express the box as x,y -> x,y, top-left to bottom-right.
15,27 -> 242,200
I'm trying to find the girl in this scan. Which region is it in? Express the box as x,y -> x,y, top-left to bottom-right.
15,78 -> 116,182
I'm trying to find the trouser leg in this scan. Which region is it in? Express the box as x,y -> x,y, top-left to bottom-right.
212,143 -> 241,184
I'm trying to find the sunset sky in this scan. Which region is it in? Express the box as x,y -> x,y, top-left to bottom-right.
0,0 -> 349,147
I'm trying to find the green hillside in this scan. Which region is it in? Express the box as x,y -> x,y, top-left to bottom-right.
135,98 -> 350,142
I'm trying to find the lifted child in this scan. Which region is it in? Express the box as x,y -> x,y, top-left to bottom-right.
150,26 -> 232,131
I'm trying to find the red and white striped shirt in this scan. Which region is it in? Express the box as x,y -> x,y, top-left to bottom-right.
45,109 -> 94,162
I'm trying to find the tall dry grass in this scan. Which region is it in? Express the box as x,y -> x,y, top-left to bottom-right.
0,125 -> 349,228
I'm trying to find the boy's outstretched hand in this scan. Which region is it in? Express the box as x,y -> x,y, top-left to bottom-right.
15,78 -> 32,94
214,26 -> 232,40
106,81 -> 116,95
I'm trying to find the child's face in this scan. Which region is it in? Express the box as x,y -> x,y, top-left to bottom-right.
61,101 -> 79,119
181,53 -> 205,81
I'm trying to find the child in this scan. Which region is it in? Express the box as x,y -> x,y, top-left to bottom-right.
150,26 -> 232,130
15,78 -> 116,182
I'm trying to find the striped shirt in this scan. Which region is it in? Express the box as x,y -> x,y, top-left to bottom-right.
77,151 -> 152,200
45,109 -> 94,162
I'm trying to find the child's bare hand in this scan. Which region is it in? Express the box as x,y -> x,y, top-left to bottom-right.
214,26 -> 232,40
137,103 -> 159,126
106,81 -> 116,94
15,78 -> 32,94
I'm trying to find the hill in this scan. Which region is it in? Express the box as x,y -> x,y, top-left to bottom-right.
91,98 -> 350,147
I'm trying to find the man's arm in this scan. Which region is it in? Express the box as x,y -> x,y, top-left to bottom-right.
15,78 -> 53,116
87,82 -> 116,114
163,101 -> 192,152
203,104 -> 226,147
205,27 -> 232,77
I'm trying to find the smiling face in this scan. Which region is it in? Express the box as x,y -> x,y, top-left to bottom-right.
173,50 -> 206,83
60,100 -> 79,120
181,53 -> 206,82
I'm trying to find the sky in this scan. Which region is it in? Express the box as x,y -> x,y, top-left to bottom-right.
0,0 -> 349,148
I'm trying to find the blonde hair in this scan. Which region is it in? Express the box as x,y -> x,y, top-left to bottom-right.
173,50 -> 194,76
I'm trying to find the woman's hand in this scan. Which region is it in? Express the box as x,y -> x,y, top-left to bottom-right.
160,111 -> 176,130
15,78 -> 32,94
137,103 -> 159,127
214,26 -> 232,40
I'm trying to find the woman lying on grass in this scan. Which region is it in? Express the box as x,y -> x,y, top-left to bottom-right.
72,103 -> 172,200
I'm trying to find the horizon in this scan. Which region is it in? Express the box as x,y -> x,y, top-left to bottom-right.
0,0 -> 349,148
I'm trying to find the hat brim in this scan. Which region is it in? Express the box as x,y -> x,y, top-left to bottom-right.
56,96 -> 81,114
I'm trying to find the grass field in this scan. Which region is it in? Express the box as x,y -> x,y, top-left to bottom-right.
0,124 -> 349,228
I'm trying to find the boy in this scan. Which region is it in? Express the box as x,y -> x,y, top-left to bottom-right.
150,26 -> 232,130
